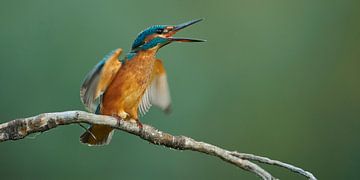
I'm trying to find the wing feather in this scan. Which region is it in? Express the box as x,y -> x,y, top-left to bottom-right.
139,87 -> 152,116
80,48 -> 122,112
138,59 -> 171,116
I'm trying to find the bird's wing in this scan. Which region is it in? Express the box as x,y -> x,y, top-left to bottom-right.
139,59 -> 171,116
80,48 -> 122,112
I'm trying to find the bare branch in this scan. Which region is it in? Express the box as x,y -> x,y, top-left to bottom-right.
230,152 -> 317,180
0,111 -> 317,180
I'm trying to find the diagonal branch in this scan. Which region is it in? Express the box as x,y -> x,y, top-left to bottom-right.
0,111 -> 317,180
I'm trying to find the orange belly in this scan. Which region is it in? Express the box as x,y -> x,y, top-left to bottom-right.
101,54 -> 156,120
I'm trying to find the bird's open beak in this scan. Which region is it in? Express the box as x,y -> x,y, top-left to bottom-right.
167,19 -> 206,42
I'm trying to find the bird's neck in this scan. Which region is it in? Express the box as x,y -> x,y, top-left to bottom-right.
126,47 -> 158,61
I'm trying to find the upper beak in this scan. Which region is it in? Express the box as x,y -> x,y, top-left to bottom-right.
173,18 -> 203,32
168,19 -> 206,42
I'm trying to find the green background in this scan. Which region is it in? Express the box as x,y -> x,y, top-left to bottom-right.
1,0 -> 359,179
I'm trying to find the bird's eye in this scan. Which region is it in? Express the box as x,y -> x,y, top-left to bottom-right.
156,29 -> 163,34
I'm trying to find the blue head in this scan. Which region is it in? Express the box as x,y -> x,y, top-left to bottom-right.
130,19 -> 205,53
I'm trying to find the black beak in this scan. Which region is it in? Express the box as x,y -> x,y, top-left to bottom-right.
167,37 -> 206,42
173,18 -> 203,32
168,19 -> 206,43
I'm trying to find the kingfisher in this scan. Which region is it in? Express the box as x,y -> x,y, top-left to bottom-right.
79,19 -> 205,146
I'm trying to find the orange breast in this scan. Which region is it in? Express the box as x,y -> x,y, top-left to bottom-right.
101,51 -> 157,120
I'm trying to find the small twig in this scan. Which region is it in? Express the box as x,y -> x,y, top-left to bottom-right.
0,111 -> 317,180
78,123 -> 96,140
230,152 -> 317,180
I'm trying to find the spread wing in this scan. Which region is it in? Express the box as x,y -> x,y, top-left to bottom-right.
139,59 -> 171,116
80,48 -> 122,112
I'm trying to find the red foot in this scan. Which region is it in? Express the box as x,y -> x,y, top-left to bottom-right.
111,114 -> 123,121
136,120 -> 143,130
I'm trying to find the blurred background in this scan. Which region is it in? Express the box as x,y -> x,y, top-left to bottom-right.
0,0 -> 359,179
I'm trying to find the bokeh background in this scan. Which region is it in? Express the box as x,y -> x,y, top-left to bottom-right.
1,0 -> 359,179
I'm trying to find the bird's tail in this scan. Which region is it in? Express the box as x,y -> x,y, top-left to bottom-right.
80,125 -> 114,146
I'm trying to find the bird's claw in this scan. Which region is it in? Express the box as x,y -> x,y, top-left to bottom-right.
136,120 -> 143,129
111,114 -> 122,121
130,119 -> 143,130
112,112 -> 129,121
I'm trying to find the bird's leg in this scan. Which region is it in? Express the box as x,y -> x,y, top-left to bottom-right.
135,119 -> 143,129
112,111 -> 129,121
112,111 -> 142,129
111,114 -> 123,121
111,112 -> 128,128
129,118 -> 143,130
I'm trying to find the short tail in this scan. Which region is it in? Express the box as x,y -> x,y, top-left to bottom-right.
80,125 -> 114,146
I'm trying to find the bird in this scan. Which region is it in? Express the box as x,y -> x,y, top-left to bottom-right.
79,19 -> 205,146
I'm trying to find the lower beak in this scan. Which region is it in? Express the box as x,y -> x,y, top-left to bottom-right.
167,37 -> 206,42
